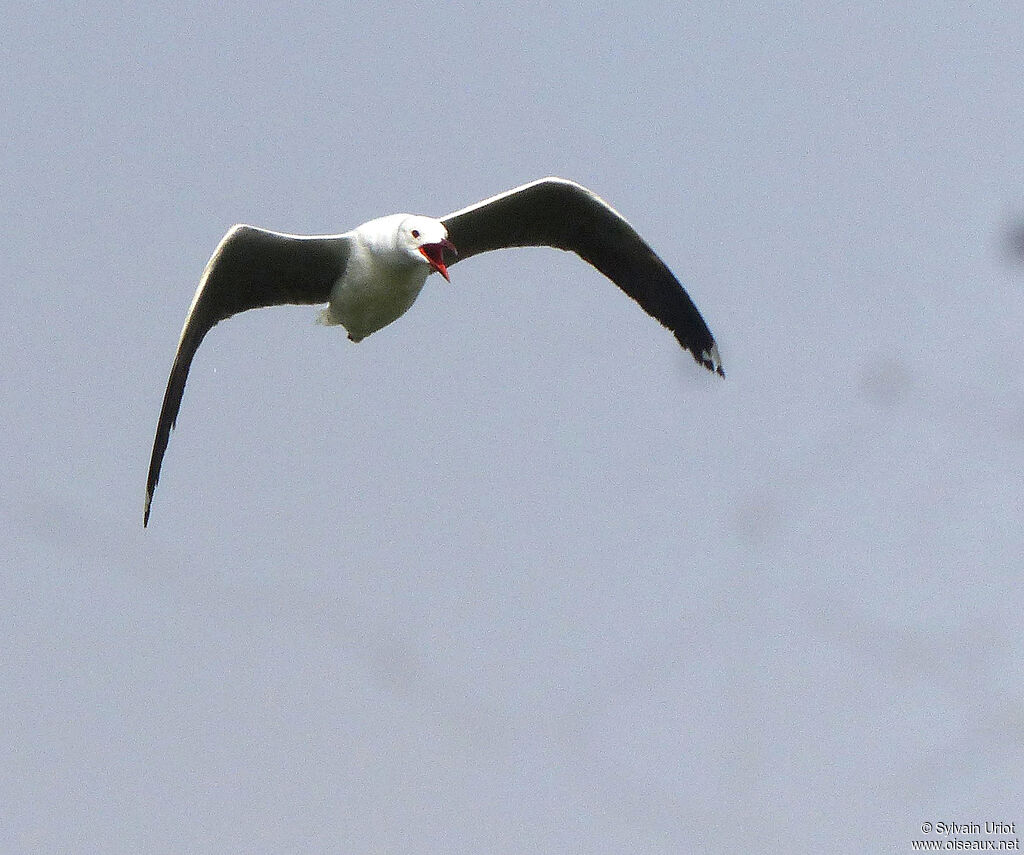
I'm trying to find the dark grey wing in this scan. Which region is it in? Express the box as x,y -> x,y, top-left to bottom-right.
441,177 -> 724,377
145,225 -> 350,526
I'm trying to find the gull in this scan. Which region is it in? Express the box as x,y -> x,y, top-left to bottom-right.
145,177 -> 724,525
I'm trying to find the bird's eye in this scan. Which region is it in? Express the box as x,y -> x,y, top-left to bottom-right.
411,229 -> 420,239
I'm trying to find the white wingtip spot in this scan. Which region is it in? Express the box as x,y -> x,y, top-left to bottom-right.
701,344 -> 724,375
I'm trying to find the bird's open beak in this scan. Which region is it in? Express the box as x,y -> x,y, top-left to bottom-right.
419,238 -> 457,282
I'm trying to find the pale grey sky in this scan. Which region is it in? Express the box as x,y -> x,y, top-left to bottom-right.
3,2 -> 1023,852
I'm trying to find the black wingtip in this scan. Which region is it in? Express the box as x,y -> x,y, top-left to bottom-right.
702,360 -> 726,378
144,492 -> 152,528
697,343 -> 725,378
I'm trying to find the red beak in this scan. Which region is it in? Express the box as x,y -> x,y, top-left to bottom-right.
419,238 -> 457,282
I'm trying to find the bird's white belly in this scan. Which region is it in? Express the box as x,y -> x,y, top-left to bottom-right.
324,259 -> 428,342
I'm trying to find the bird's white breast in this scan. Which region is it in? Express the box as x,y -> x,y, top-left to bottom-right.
321,216 -> 430,342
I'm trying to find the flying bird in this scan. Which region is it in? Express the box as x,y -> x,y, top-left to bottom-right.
145,177 -> 724,525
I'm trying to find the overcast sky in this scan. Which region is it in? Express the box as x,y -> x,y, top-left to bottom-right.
3,2 -> 1023,852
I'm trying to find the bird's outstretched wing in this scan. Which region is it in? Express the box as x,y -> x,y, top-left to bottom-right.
145,225 -> 350,526
441,177 -> 724,377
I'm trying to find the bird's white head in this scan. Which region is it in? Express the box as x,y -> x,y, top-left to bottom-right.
398,216 -> 457,281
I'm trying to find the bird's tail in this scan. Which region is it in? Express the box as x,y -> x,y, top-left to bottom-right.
316,307 -> 341,326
